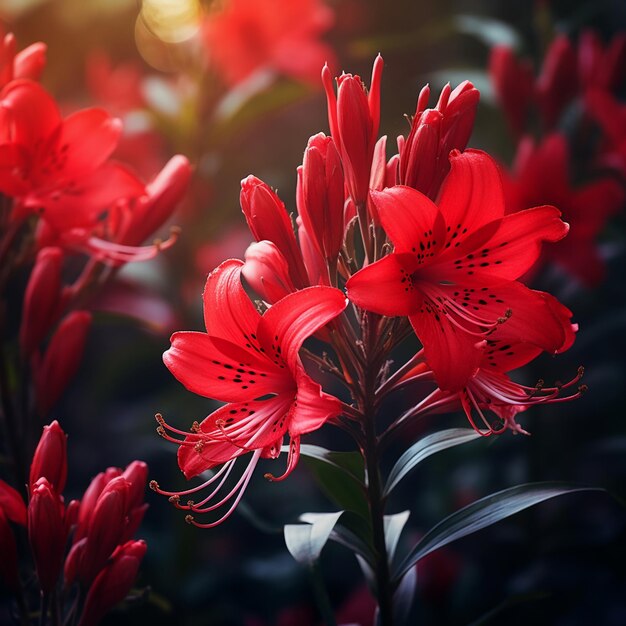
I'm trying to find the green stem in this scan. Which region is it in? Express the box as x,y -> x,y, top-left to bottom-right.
362,410 -> 394,626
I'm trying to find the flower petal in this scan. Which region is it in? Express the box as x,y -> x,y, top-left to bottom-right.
163,331 -> 289,403
288,368 -> 343,436
437,149 -> 505,236
257,286 -> 347,370
370,186 -> 445,254
202,259 -> 261,344
429,205 -> 568,285
409,308 -> 482,392
346,253 -> 421,316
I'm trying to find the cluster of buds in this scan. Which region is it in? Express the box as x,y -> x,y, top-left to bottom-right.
488,29 -> 626,286
0,421 -> 148,626
0,30 -> 190,419
152,56 -> 584,528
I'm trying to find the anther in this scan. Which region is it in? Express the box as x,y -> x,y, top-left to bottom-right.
156,426 -> 166,437
194,441 -> 204,453
155,413 -> 165,425
168,495 -> 180,504
191,421 -> 200,432
185,515 -> 194,524
187,500 -> 195,507
149,480 -> 159,491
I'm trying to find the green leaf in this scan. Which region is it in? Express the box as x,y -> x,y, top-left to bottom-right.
284,511 -> 344,566
384,429 -> 481,497
384,510 -> 410,563
297,445 -> 369,519
393,566 -> 417,625
394,482 -> 603,582
453,14 -> 522,49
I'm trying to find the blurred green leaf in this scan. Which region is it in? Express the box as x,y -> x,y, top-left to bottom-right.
394,483 -> 603,582
284,510 -> 343,566
384,429 -> 481,496
454,14 -> 521,49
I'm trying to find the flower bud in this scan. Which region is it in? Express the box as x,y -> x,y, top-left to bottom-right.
297,133 -> 344,263
33,310 -> 92,416
489,46 -> 534,136
243,241 -> 296,303
28,478 -> 65,593
14,41 -> 47,82
78,540 -> 147,626
20,247 -> 64,357
78,476 -> 129,584
115,155 -> 191,247
322,55 -> 383,207
536,35 -> 578,128
240,176 -> 308,287
74,467 -> 122,543
29,420 -> 68,493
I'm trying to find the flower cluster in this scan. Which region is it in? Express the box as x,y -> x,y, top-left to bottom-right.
0,31 -> 190,417
0,421 -> 148,626
489,30 -> 626,285
153,56 -> 584,526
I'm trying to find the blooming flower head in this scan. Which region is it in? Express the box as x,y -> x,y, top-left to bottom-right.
503,134 -> 625,285
202,0 -> 336,86
153,259 -> 347,526
347,149 -> 571,391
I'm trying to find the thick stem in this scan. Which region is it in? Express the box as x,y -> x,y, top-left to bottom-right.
362,410 -> 393,626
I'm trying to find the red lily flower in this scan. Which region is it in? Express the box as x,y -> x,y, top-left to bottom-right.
346,150 -> 570,391
202,0 -> 336,87
154,259 -> 347,527
503,134 -> 625,285
0,80 -> 141,231
399,292 -> 581,435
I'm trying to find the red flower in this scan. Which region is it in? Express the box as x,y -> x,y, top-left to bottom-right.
202,0 -> 336,86
504,134 -> 625,285
346,150 -> 570,391
154,259 -> 346,526
0,80 -> 139,230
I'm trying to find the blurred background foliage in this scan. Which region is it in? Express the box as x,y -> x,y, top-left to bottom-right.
2,0 -> 626,624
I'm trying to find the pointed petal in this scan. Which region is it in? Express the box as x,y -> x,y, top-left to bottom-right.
370,186 -> 445,254
409,309 -> 482,392
257,286 -> 347,370
429,205 -> 568,285
0,479 -> 26,525
202,259 -> 261,344
288,368 -> 343,436
437,150 -> 505,235
346,253 -> 421,316
58,108 -> 122,177
163,331 -> 290,403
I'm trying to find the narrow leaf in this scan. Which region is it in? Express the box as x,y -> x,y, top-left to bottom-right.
284,510 -> 343,566
393,566 -> 417,625
384,510 -> 410,563
384,429 -> 481,496
395,483 -> 602,582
